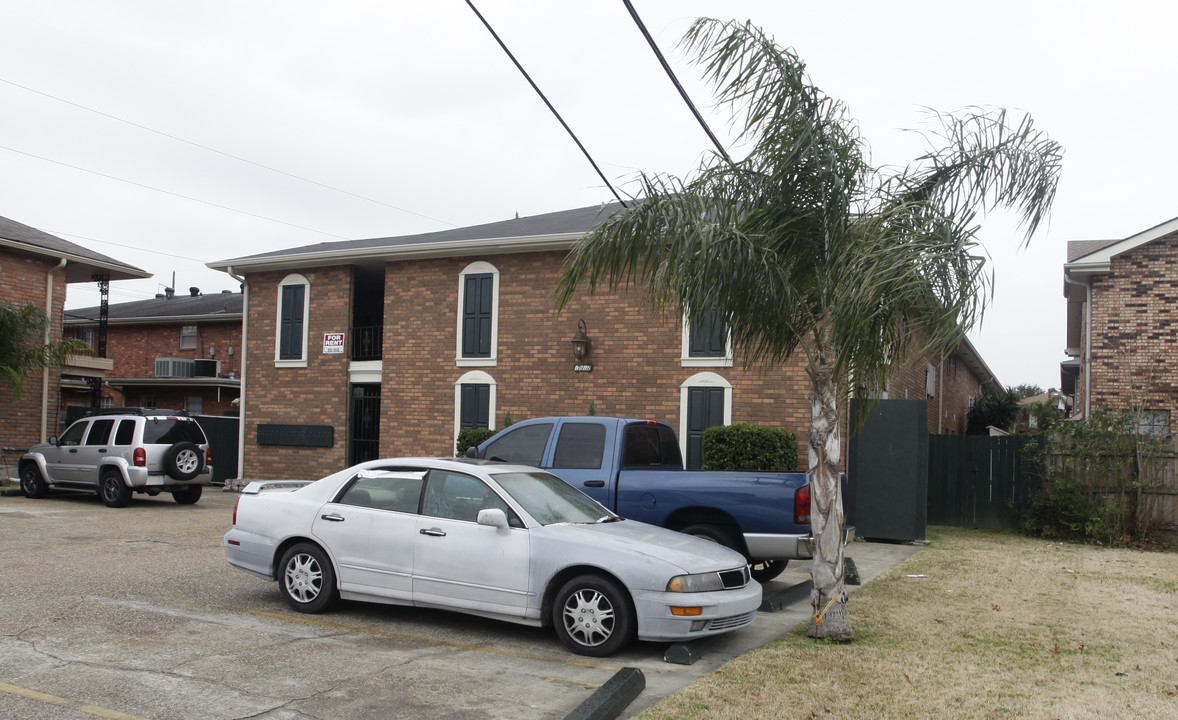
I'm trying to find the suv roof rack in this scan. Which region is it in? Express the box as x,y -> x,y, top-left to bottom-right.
84,407 -> 191,418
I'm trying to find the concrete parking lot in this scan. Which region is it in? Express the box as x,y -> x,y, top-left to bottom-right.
0,488 -> 920,720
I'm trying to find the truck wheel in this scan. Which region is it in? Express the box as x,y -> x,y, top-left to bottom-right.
172,484 -> 203,505
100,470 -> 132,508
164,442 -> 203,481
553,574 -> 635,657
680,523 -> 739,550
750,560 -> 788,583
278,543 -> 338,613
20,464 -> 48,499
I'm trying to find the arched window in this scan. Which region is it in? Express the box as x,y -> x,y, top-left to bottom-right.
275,274 -> 310,367
679,372 -> 733,469
456,261 -> 500,366
454,370 -> 498,443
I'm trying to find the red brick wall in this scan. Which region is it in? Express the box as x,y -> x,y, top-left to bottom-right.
1086,231 -> 1178,421
0,247 -> 66,451
888,352 -> 985,434
238,252 -> 992,479
243,268 -> 353,478
63,313 -> 242,416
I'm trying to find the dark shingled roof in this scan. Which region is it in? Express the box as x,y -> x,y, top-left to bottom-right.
1066,239 -> 1120,263
66,291 -> 243,323
223,202 -> 626,263
0,214 -> 149,283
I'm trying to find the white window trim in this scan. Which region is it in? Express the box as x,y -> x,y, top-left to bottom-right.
455,261 -> 500,367
678,372 -> 733,461
453,370 -> 498,448
680,313 -> 733,368
275,274 -> 310,368
179,324 -> 198,350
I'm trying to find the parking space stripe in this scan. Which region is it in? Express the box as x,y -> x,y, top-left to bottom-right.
244,608 -> 618,670
0,680 -> 150,720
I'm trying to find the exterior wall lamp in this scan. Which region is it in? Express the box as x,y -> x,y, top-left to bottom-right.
571,319 -> 591,361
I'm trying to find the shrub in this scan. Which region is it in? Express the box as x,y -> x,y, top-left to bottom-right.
702,424 -> 798,472
455,428 -> 496,457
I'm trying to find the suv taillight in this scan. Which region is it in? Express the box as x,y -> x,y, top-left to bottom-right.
794,484 -> 811,525
133,448 -> 146,467
205,447 -> 213,466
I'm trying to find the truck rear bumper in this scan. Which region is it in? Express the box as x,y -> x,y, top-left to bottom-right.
744,525 -> 855,561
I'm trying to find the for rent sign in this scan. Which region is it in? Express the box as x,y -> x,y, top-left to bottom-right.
323,332 -> 346,354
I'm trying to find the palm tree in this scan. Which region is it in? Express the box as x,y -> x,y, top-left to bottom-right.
554,18 -> 1061,641
0,302 -> 91,400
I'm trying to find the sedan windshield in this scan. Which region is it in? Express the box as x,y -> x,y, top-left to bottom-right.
492,471 -> 615,526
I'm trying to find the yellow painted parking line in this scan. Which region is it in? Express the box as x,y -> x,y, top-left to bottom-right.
0,680 -> 150,720
244,608 -> 618,671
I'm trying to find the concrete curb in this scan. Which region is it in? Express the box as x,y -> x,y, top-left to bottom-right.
564,667 -> 645,720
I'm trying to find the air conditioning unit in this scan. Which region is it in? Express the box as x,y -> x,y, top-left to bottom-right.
194,359 -> 221,377
155,358 -> 195,378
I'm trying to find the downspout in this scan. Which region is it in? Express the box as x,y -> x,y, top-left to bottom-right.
1084,279 -> 1092,419
937,353 -> 944,434
41,258 -> 67,442
227,267 -> 248,483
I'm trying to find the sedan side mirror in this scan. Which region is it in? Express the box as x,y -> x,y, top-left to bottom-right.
465,446 -> 480,459
476,508 -> 509,529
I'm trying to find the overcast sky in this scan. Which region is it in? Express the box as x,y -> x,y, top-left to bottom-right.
2,1 -> 1175,392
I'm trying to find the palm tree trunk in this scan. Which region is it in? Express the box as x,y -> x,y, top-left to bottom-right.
805,360 -> 853,641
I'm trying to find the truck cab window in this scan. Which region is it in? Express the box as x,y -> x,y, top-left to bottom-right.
622,424 -> 682,468
483,423 -> 553,466
552,423 -> 606,469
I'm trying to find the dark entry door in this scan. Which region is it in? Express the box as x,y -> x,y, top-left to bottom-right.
685,386 -> 724,470
349,384 -> 381,465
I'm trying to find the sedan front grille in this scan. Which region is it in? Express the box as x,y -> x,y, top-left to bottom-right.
708,611 -> 757,631
718,566 -> 751,589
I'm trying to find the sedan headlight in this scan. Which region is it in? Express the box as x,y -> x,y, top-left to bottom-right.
667,572 -> 725,593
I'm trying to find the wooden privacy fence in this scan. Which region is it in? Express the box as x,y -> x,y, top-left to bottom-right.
927,435 -> 1041,530
927,434 -> 1177,532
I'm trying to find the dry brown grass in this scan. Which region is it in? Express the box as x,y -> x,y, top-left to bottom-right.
638,529 -> 1178,720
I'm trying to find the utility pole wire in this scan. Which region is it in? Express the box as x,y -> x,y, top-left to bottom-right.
0,76 -> 459,229
463,0 -> 628,208
622,0 -> 734,166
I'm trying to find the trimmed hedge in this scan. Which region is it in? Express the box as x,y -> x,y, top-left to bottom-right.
455,428 -> 496,457
701,424 -> 798,472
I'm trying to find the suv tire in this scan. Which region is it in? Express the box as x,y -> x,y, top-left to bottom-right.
100,470 -> 132,508
172,484 -> 202,505
164,441 -> 204,481
20,464 -> 48,499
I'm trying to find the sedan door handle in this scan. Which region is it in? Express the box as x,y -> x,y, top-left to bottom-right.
419,528 -> 446,537
584,480 -> 605,488
320,513 -> 345,522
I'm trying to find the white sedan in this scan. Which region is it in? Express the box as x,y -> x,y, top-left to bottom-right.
224,458 -> 761,656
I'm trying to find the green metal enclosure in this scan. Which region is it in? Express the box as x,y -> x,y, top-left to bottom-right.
195,415 -> 239,485
847,399 -> 929,541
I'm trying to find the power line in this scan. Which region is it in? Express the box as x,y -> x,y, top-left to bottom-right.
46,229 -> 208,264
463,0 -> 628,208
622,0 -> 733,166
0,76 -> 459,229
0,143 -> 350,239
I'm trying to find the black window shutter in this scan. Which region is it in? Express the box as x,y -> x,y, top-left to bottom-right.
460,384 -> 490,428
280,284 -> 305,360
462,274 -> 493,358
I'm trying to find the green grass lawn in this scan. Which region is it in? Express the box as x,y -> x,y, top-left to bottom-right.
639,528 -> 1178,719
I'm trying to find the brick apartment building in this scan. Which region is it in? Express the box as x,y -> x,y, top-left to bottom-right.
0,214 -> 148,453
210,203 -> 999,481
1063,214 -> 1178,432
63,287 -> 243,417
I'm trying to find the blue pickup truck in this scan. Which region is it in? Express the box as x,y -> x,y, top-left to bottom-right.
468,416 -> 827,583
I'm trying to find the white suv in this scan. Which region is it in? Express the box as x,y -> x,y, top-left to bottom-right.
19,408 -> 213,507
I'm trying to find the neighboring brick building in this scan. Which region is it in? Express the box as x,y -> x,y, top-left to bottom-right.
1063,215 -> 1178,430
887,338 -> 1000,434
63,288 -> 243,416
0,214 -> 148,453
211,203 -> 1000,481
